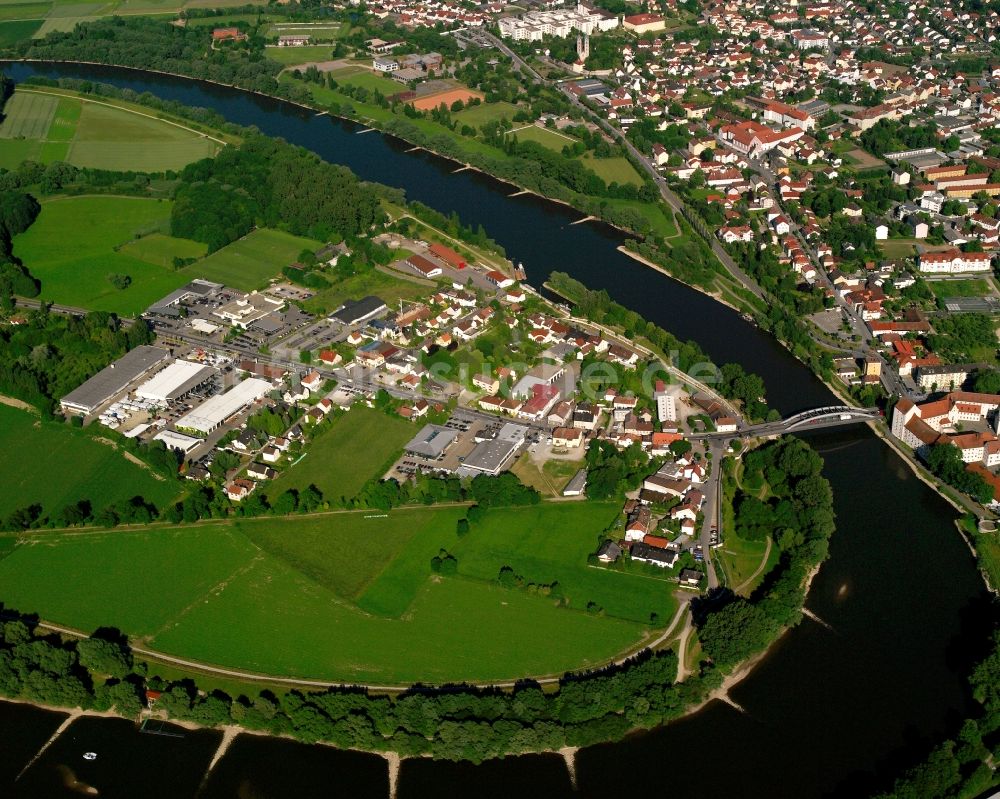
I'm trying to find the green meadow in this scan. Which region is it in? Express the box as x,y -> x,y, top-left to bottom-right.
264,406 -> 414,505
12,195 -> 190,315
0,405 -> 181,520
182,228 -> 322,291
0,499 -> 666,683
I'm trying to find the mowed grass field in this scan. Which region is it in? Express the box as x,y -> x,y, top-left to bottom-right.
0,503 -> 655,683
182,228 -> 322,291
263,44 -> 338,66
580,153 -> 643,186
0,89 -> 221,171
13,196 -> 189,315
0,405 -> 181,521
119,232 -> 208,268
928,278 -> 994,299
454,101 -> 519,128
266,406 -> 415,504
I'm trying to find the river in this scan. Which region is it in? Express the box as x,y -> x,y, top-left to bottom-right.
0,62 -> 994,799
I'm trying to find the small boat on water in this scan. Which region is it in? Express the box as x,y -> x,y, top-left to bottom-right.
82,752 -> 97,761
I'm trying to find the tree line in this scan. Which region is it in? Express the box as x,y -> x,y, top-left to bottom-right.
698,438 -> 836,668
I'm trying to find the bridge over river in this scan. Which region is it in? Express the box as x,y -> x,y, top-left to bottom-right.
690,405 -> 882,440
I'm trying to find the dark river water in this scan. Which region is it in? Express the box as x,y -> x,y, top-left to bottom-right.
1,62 -> 995,799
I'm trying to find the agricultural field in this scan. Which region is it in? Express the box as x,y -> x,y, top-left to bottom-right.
0,404 -> 182,521
119,232 -> 208,268
12,195 -> 190,315
265,21 -> 346,39
0,89 -> 222,171
0,18 -> 41,44
265,406 -> 415,504
181,228 -> 322,291
0,502 -> 656,683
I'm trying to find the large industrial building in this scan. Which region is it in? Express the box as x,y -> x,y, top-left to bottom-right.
175,377 -> 272,435
134,360 -> 217,404
60,345 -> 170,416
404,424 -> 459,460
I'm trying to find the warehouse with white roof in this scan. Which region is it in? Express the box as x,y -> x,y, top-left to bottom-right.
135,360 -> 217,404
175,377 -> 272,435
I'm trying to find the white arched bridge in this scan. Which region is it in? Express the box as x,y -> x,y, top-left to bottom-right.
691,406 -> 882,440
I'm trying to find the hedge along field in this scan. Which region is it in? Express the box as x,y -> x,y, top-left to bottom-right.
12,196 -> 190,315
181,228 -> 322,291
265,406 -> 414,505
0,404 -> 181,520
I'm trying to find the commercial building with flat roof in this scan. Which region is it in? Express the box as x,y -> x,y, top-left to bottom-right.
175,377 -> 272,435
404,424 -> 459,459
331,296 -> 387,326
60,345 -> 170,416
135,360 -> 217,404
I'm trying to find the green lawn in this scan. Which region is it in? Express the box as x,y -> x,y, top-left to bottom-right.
580,154 -> 643,186
237,506 -> 461,602
928,279 -> 994,299
0,405 -> 181,521
879,238 -> 918,259
716,533 -> 774,595
331,66 -> 403,95
265,406 -> 414,504
0,503 -> 655,683
0,526 -> 257,636
151,551 -> 647,683
182,228 -> 321,291
510,455 -> 581,497
604,197 -> 678,238
0,89 -> 221,172
506,123 -> 574,152
974,532 -> 1000,594
263,44 -> 338,66
119,232 -> 208,268
13,195 -> 190,315
454,101 -> 519,128
451,503 -> 677,625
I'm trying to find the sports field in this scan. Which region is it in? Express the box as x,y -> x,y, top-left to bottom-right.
265,406 -> 414,504
182,228 -> 322,291
0,404 -> 181,521
12,196 -> 190,315
326,65 -> 403,96
0,89 -> 221,171
0,498 -> 668,683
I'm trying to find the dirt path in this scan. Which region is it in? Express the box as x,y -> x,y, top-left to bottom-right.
93,436 -> 166,481
0,394 -> 37,413
734,537 -> 773,595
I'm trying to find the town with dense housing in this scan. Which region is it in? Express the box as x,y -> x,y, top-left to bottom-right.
0,0 -> 997,795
